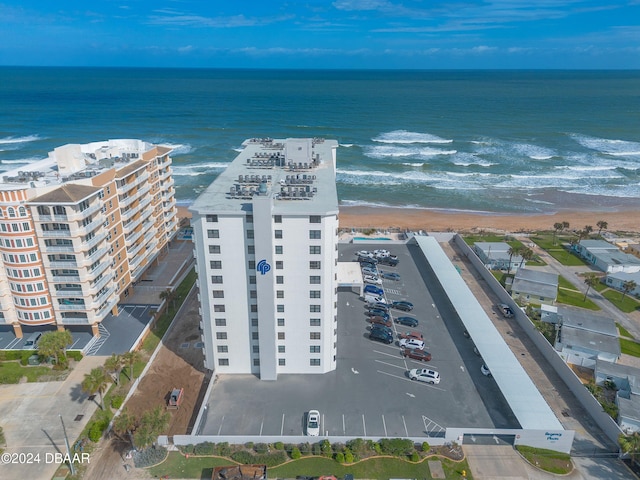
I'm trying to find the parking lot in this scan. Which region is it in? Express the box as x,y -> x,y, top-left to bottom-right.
200,241 -> 519,438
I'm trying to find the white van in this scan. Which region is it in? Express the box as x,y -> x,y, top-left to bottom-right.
364,293 -> 386,304
24,332 -> 42,349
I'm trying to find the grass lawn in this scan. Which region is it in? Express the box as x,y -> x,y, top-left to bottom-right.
463,234 -> 509,245
556,276 -> 600,310
0,361 -> 64,384
620,338 -> 640,358
529,235 -> 587,266
149,452 -> 472,480
617,323 -> 635,339
515,445 -> 572,474
602,290 -> 640,313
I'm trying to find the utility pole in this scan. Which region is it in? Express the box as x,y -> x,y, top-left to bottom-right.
59,414 -> 75,476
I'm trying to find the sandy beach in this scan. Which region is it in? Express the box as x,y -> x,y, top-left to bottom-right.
178,205 -> 640,235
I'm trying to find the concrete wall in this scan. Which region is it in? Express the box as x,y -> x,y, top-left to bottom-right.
453,234 -> 623,447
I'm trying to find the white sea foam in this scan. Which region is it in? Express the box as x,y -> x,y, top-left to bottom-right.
365,145 -> 456,159
569,134 -> 640,156
172,162 -> 228,176
159,143 -> 194,155
401,162 -> 425,167
340,144 -> 354,148
0,157 -> 42,165
373,130 -> 453,144
0,135 -> 41,145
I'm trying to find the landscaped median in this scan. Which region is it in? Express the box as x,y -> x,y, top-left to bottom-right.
148,439 -> 471,479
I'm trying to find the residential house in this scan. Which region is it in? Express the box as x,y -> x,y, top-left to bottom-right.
511,268 -> 558,305
595,360 -> 640,433
473,242 -> 524,271
573,239 -> 640,273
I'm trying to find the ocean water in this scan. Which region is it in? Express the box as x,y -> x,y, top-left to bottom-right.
1,67 -> 639,214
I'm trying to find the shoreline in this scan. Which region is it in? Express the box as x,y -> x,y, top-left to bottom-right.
176,205 -> 640,235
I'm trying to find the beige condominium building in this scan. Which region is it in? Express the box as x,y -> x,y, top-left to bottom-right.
0,139 -> 178,338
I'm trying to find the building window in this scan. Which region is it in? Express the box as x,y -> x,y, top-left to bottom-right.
249,275 -> 256,284
248,245 -> 255,254
276,275 -> 284,284
250,290 -> 257,299
310,276 -> 321,284
310,346 -> 321,353
247,230 -> 254,239
274,230 -> 283,239
211,275 -> 223,283
250,304 -> 258,313
310,332 -> 321,340
278,332 -> 285,340
309,230 -> 321,239
214,305 -> 225,312
277,304 -> 285,313
215,318 -> 226,326
217,345 -> 228,353
309,246 -> 321,254
310,318 -> 321,326
278,345 -> 286,353
210,260 -> 222,269
277,318 -> 285,326
274,215 -> 282,223
207,229 -> 219,238
253,359 -> 260,366
251,318 -> 258,327
310,290 -> 321,299
246,215 -> 253,223
309,215 -> 321,223
209,245 -> 221,254
275,245 -> 283,254
252,332 -> 259,340
216,332 -> 227,340
277,290 -> 284,299
248,260 -> 256,269
309,261 -> 321,269
206,214 -> 218,222
252,345 -> 260,353
279,358 -> 286,366
310,359 -> 321,366
218,358 -> 229,366
212,290 -> 224,298
310,305 -> 321,313
276,261 -> 283,269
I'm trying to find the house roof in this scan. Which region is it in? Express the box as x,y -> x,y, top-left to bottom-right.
596,359 -> 640,396
27,184 -> 101,204
618,395 -> 640,423
559,327 -> 621,357
606,271 -> 640,283
557,306 -> 617,337
512,268 -> 558,298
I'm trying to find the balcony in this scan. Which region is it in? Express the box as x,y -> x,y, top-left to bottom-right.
51,275 -> 81,282
72,217 -> 104,237
88,260 -> 110,278
47,260 -> 78,268
79,231 -> 107,251
87,273 -> 113,294
51,289 -> 84,297
41,229 -> 72,238
125,229 -> 144,247
57,303 -> 87,311
42,244 -> 75,253
59,317 -> 90,325
78,246 -> 109,268
97,296 -> 118,319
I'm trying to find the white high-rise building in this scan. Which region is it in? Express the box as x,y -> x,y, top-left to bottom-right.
190,138 -> 339,380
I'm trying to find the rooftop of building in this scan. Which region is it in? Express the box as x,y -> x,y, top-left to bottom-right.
549,305 -> 618,337
190,137 -> 339,216
474,242 -> 512,252
0,139 -> 169,194
558,326 -> 621,357
578,239 -> 619,251
596,359 -> 640,396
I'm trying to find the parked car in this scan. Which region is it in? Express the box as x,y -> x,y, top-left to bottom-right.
369,329 -> 393,344
399,337 -> 425,350
481,364 -> 492,377
498,304 -> 514,318
408,368 -> 440,384
391,300 -> 413,312
306,410 -> 320,436
363,275 -> 382,285
364,285 -> 384,296
356,250 -> 374,258
370,324 -> 393,335
361,267 -> 378,276
373,249 -> 390,257
398,331 -> 424,341
366,302 -> 389,312
401,348 -> 432,362
370,316 -> 392,327
378,257 -> 399,266
364,294 -> 386,304
366,308 -> 389,319
395,316 -> 418,327
359,260 -> 378,269
380,272 -> 401,281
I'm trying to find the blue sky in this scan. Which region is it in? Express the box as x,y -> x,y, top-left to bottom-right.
1,1 -> 639,69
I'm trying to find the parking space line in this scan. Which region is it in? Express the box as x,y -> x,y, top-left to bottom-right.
322,413 -> 326,436
382,415 -> 387,437
373,349 -> 402,359
259,419 -> 264,435
362,414 -> 367,436
374,359 -> 406,370
280,413 -> 285,436
217,415 -> 225,435
377,369 -> 408,381
342,414 -> 345,435
402,415 -> 409,437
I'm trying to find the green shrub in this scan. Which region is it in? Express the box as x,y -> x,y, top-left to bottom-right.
312,442 -> 322,456
231,450 -> 254,464
244,441 -> 254,450
335,452 -> 345,463
373,442 -> 382,455
299,442 -> 311,455
231,450 -> 287,467
273,441 -> 284,450
379,438 -> 414,456
194,442 -> 215,455
290,447 -> 301,459
67,351 -> 83,361
410,452 -> 420,462
320,439 -> 332,457
332,442 -> 345,453
216,442 -> 231,457
88,420 -> 108,442
421,441 -> 430,453
111,395 -> 124,409
254,442 -> 269,454
344,450 -> 354,463
180,444 -> 195,454
346,438 -> 366,458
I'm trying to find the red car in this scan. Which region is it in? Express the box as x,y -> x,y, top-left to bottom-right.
397,331 -> 424,341
401,348 -> 432,362
369,316 -> 392,327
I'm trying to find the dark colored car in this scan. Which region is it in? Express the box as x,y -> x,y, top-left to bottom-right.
391,300 -> 414,312
378,257 -> 399,266
369,329 -> 393,344
364,285 -> 384,296
358,256 -> 378,264
370,316 -> 392,327
395,316 -> 418,327
381,272 -> 401,281
366,308 -> 389,319
401,348 -> 432,362
366,302 -> 389,312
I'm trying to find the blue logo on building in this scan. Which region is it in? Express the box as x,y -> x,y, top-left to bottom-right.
257,259 -> 271,275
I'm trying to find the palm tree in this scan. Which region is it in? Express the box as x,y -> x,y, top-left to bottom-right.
104,354 -> 123,386
584,225 -> 593,238
621,280 -> 638,301
134,406 -> 170,449
620,432 -> 640,466
583,273 -> 599,301
519,247 -> 534,269
575,229 -> 586,244
159,288 -> 176,310
507,246 -> 521,274
562,221 -> 570,230
122,350 -> 141,383
596,220 -> 608,236
552,222 -> 564,245
81,367 -> 110,410
113,408 -> 138,448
